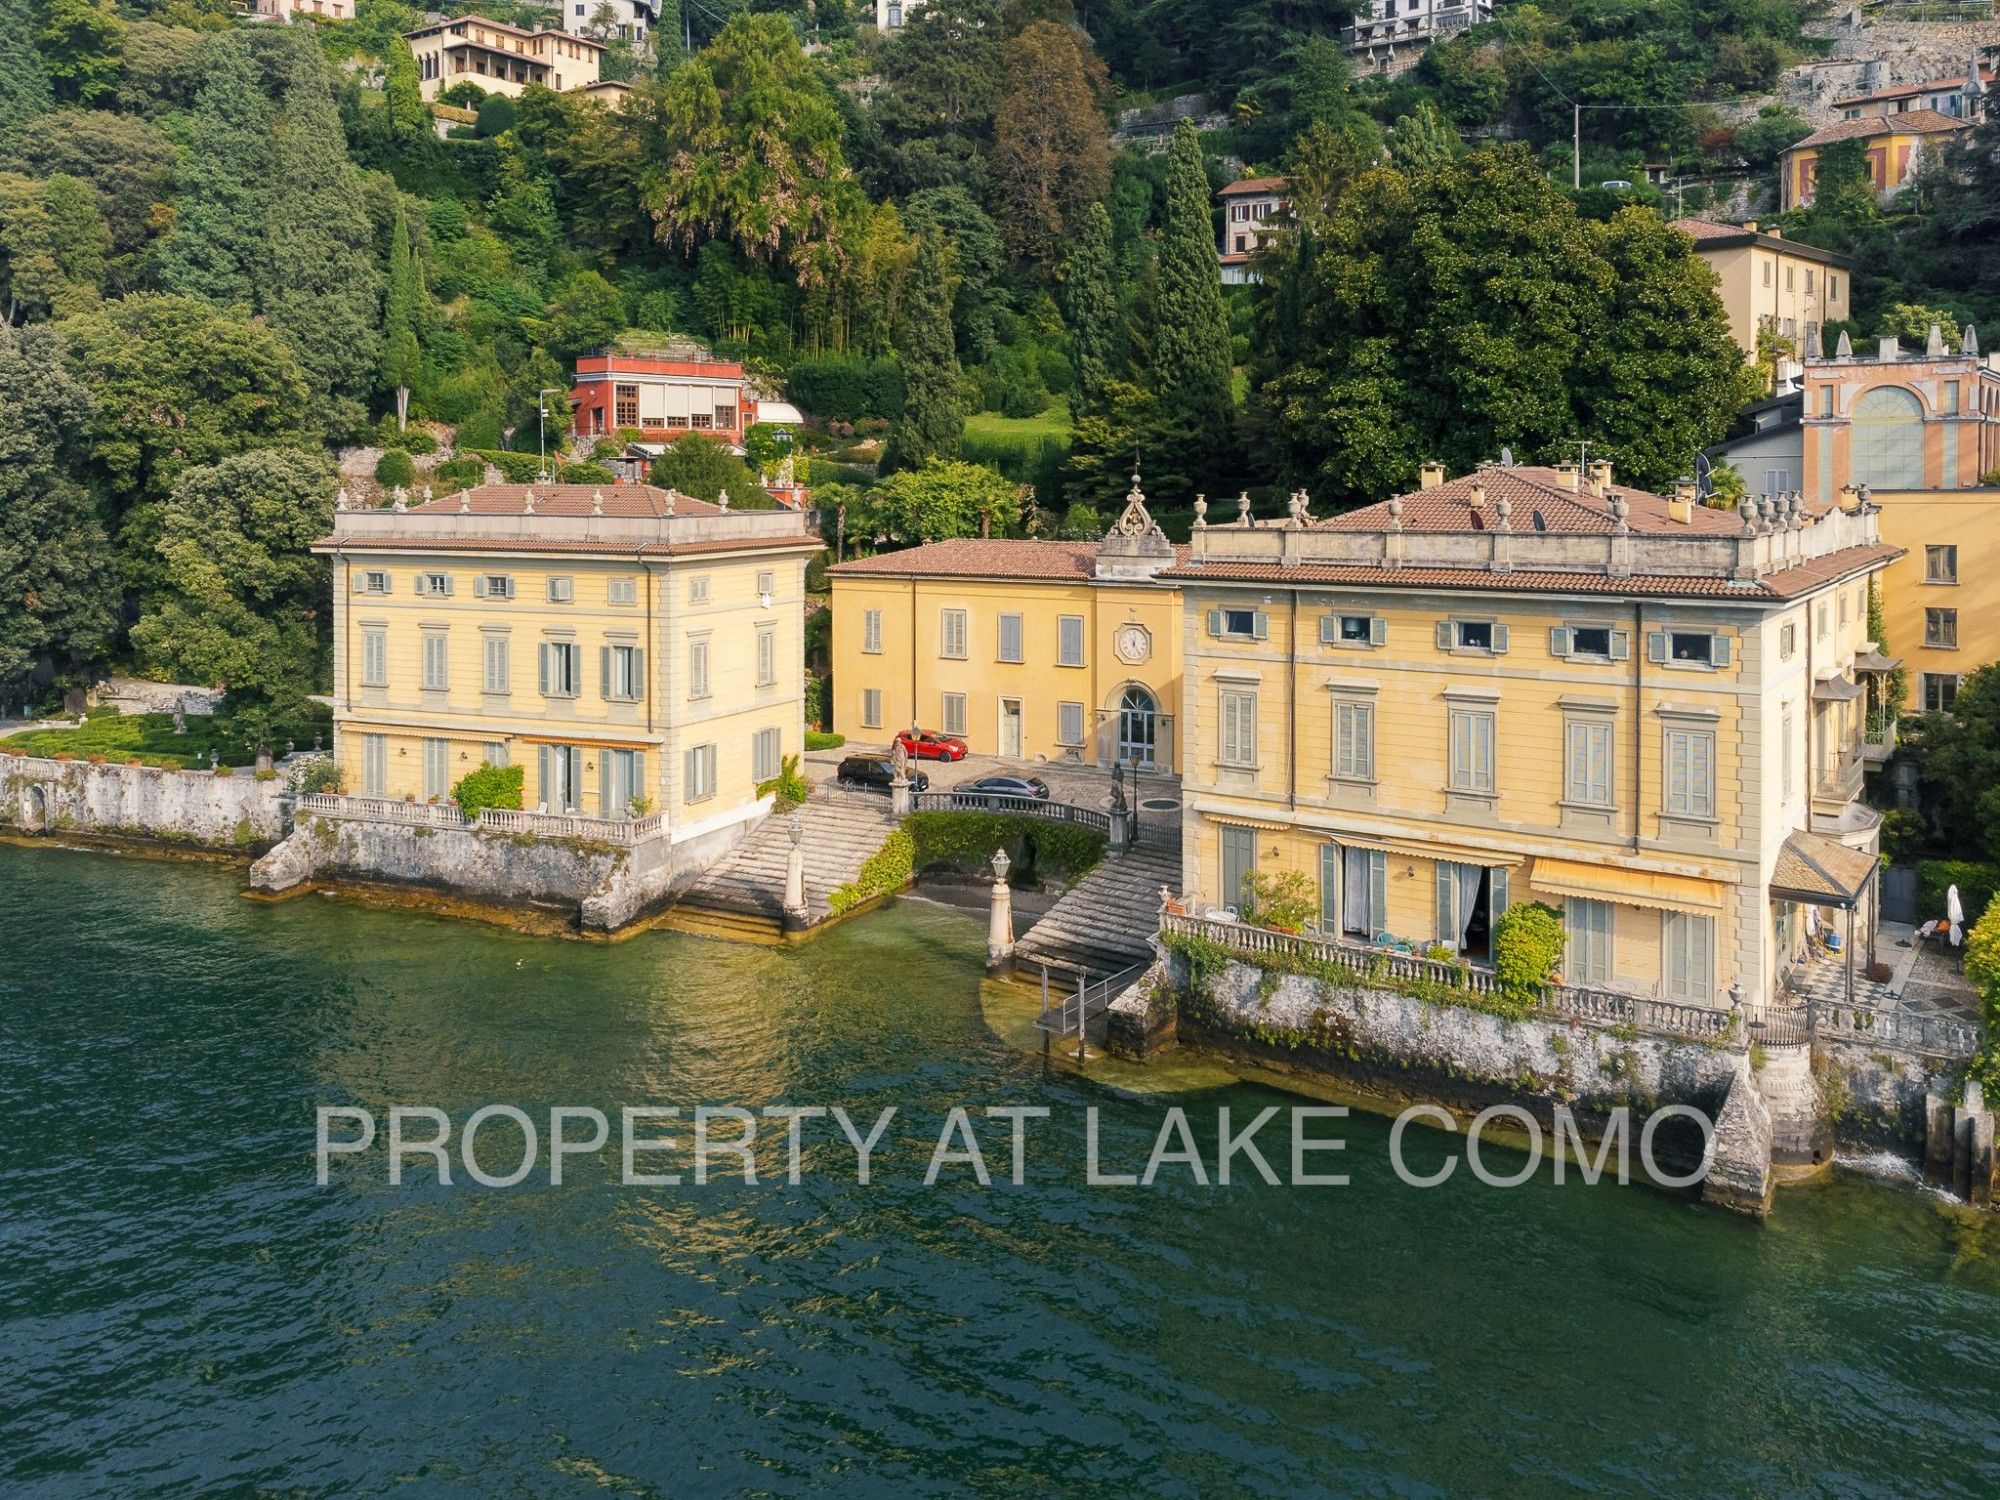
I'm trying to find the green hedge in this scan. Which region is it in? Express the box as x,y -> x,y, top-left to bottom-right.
805,730 -> 844,750
904,811 -> 1105,886
787,355 -> 904,423
453,762 -> 524,818
1916,860 -> 2000,927
464,449 -> 545,483
828,828 -> 914,915
1964,902 -> 2000,1094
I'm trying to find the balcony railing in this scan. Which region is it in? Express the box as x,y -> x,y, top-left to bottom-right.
1861,714 -> 1898,764
1159,912 -> 1735,1044
298,794 -> 665,845
1815,748 -> 1865,802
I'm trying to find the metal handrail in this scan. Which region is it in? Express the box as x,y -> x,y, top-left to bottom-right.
1036,960 -> 1151,1038
909,789 -> 1118,838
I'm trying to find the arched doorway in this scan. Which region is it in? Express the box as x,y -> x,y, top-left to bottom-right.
1117,685 -> 1157,767
21,784 -> 47,831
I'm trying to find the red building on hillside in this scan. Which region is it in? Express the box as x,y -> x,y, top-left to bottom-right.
569,343 -> 761,444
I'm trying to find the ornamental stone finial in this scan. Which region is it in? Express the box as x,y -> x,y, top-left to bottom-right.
523,488 -> 536,514
392,486 -> 408,512
1236,490 -> 1253,526
335,486 -> 350,512
591,489 -> 604,516
1386,494 -> 1404,530
718,488 -> 731,512
1193,494 -> 1208,529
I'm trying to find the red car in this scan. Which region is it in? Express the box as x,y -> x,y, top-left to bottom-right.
896,729 -> 968,762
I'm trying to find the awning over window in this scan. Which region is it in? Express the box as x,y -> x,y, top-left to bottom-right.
1331,833 -> 1524,869
1771,830 -> 1877,909
1853,649 -> 1901,674
1529,856 -> 1729,916
1811,675 -> 1865,704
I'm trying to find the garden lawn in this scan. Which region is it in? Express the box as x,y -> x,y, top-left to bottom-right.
3,707 -> 331,769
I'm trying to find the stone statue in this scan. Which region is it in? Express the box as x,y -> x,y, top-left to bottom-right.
172,697 -> 187,736
890,737 -> 911,781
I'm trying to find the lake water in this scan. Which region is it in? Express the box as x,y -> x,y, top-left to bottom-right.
4,843 -> 1999,1498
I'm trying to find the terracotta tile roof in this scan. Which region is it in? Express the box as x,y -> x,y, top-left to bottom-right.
312,533 -> 820,558
1219,176 -> 1287,196
1669,216 -> 1744,241
1669,219 -> 1855,267
1773,830 -> 1877,905
827,537 -> 1188,582
1832,69 -> 1991,108
1792,109 -> 1967,150
1310,466 -> 1745,538
1157,544 -> 1901,601
397,483 -> 720,518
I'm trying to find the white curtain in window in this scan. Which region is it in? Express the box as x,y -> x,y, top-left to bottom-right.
1343,846 -> 1370,934
1455,863 -> 1484,947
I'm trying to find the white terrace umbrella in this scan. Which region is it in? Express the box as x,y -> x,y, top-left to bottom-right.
1948,884 -> 1966,947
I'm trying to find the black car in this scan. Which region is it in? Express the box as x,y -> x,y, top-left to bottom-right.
956,774 -> 1052,801
836,754 -> 929,793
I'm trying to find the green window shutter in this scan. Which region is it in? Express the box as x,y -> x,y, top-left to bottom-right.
631,649 -> 643,695
537,746 -> 550,810
351,571 -> 367,594
474,575 -> 488,599
1550,627 -> 1571,657
1207,609 -> 1224,637
1370,616 -> 1388,646
1368,851 -> 1388,939
1490,866 -> 1509,924
1251,611 -> 1269,640
1435,621 -> 1454,651
1647,631 -> 1668,663
1436,861 -> 1455,944
600,646 -> 611,699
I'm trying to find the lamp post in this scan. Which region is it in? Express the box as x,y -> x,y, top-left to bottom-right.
986,847 -> 1014,974
536,387 -> 566,483
781,815 -> 808,931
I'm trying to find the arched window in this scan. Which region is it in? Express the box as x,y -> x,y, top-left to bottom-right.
1851,387 -> 1925,489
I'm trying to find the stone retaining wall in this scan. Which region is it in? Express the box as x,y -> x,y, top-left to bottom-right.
252,806 -> 757,933
0,755 -> 288,850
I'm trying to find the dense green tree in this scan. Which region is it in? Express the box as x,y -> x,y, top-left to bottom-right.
1253,146 -> 1745,502
114,19 -> 206,114
543,269 -> 627,362
380,203 -> 424,430
903,185 -> 1002,357
152,33 -> 273,307
39,0 -> 125,107
865,459 -> 1018,544
3,110 -> 177,272
870,0 -> 1004,196
650,434 -> 760,503
1905,664 -> 2000,864
1732,104 -> 1811,171
1063,200 -> 1120,423
383,37 -> 427,139
1146,120 -> 1235,486
1877,302 -> 1965,350
1389,100 -> 1457,172
263,28 -> 382,430
883,230 -> 965,472
989,20 -> 1111,267
645,14 -> 856,290
130,447 -> 337,750
0,0 -> 54,135
0,173 -> 109,320
0,325 -> 116,691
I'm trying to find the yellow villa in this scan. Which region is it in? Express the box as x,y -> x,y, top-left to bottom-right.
405,15 -> 604,102
1670,218 -> 1851,372
1163,461 -> 1899,1013
827,483 -> 1186,771
1799,328 -> 2000,714
314,482 -> 819,842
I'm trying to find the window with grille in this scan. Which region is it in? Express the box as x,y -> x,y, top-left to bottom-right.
361,628 -> 387,688
1448,710 -> 1495,795
1332,699 -> 1374,781
483,636 -> 509,694
1663,728 -> 1716,819
1564,719 -> 1613,807
1058,615 -> 1085,666
474,574 -> 514,600
358,570 -> 390,596
1925,673 -> 1960,713
421,633 -> 449,691
1057,701 -> 1084,746
940,609 -> 968,659
1219,689 -> 1259,767
417,572 -> 451,598
614,384 -> 639,427
1852,386 -> 1924,489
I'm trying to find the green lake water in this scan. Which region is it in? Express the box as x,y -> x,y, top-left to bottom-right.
4,842 -> 2000,1498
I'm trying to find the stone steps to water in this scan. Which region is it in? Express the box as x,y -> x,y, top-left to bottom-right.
674,789 -> 901,932
1013,839 -> 1181,982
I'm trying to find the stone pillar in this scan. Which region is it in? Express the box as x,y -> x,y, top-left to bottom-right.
781,817 -> 808,933
890,772 -> 912,819
1756,1042 -> 1833,1176
986,848 -> 1014,974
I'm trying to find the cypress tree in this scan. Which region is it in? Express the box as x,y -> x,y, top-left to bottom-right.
1063,201 -> 1119,425
1148,120 -> 1235,485
883,229 -> 964,473
263,27 -> 382,433
380,203 -> 424,431
152,33 -> 273,308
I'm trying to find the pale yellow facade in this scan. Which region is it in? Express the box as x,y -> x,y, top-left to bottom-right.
1170,464 -> 1895,1012
1676,222 -> 1851,366
407,16 -> 603,102
318,486 -> 818,843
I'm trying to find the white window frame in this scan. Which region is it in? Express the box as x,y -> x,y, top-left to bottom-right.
751,727 -> 781,783
1663,726 -> 1717,821
482,635 -> 510,695
546,576 -> 575,604
1219,688 -> 1259,768
862,608 -> 883,654
940,608 -> 968,660
1563,718 -> 1614,808
607,576 -> 638,606
1057,614 -> 1085,667
474,573 -> 514,601
416,572 -> 452,599
539,640 -> 581,699
1447,708 -> 1496,797
683,743 -> 717,804
605,642 -> 643,701
1332,697 -> 1374,782
941,692 -> 967,737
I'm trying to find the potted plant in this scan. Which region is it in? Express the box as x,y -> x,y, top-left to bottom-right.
1243,869 -> 1318,934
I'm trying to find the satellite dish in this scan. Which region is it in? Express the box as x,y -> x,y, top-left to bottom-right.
1499,446 -> 1515,466
1694,451 -> 1714,499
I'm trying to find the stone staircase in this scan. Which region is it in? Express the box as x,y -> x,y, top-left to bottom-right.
1012,837 -> 1182,982
667,787 -> 900,939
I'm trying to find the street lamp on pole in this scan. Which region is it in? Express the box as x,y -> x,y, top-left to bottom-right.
536,387 -> 566,483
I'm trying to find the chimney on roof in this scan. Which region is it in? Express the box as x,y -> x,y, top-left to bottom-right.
1839,483 -> 1861,513
1467,480 -> 1487,509
1743,220 -> 1758,233
1554,461 -> 1580,491
1668,477 -> 1695,524
1587,458 -> 1613,497
1878,335 -> 1900,361
1419,460 -> 1446,490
